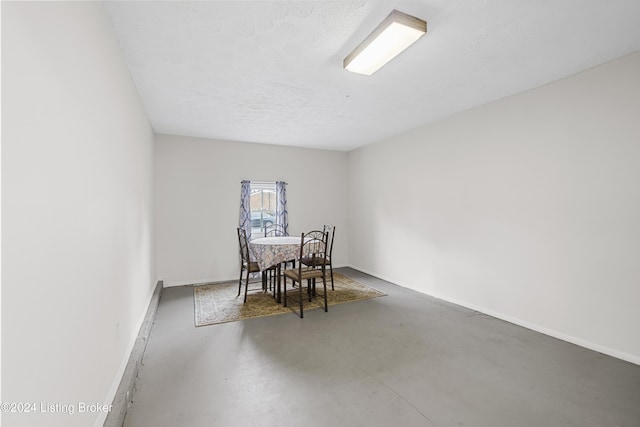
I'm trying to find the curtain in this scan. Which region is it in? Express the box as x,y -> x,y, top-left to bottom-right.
239,180 -> 251,241
275,181 -> 289,236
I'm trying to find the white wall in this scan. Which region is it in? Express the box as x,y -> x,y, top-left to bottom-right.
155,134 -> 349,286
2,3 -> 155,427
348,52 -> 640,364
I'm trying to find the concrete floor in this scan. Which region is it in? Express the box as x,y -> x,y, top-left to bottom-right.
124,268 -> 640,427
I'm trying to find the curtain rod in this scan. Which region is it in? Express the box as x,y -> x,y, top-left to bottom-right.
241,180 -> 287,185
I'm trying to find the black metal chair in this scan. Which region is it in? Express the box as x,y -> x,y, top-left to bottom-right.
282,230 -> 328,318
264,223 -> 287,237
301,225 -> 335,290
237,228 -> 275,303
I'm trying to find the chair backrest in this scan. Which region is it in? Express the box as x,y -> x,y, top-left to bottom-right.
264,223 -> 288,237
237,227 -> 251,264
299,230 -> 328,268
323,225 -> 335,257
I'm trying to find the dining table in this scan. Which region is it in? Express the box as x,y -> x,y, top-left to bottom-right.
250,236 -> 304,303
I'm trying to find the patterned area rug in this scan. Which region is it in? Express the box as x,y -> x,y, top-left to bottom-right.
193,272 -> 386,326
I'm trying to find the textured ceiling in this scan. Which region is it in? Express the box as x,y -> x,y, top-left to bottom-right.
103,1 -> 640,151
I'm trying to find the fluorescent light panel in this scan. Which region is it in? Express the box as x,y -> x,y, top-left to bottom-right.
344,10 -> 427,76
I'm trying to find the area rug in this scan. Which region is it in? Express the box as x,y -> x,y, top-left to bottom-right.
193,272 -> 386,326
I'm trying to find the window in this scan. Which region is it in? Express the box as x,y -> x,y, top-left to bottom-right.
249,181 -> 276,238
239,180 -> 287,241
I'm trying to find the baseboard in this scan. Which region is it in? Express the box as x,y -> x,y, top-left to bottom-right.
102,280 -> 163,427
162,276 -> 238,287
348,265 -> 640,366
443,294 -> 640,366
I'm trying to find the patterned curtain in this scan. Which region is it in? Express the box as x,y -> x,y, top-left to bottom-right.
276,181 -> 289,235
239,180 -> 251,241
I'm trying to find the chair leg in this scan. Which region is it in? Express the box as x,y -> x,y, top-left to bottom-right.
269,268 -> 276,293
322,268 -> 328,312
299,280 -> 304,318
237,266 -> 244,296
329,261 -> 334,291
283,275 -> 287,307
273,268 -> 277,293
243,268 -> 251,303
276,265 -> 281,302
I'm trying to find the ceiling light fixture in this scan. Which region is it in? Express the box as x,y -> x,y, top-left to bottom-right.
344,10 -> 427,76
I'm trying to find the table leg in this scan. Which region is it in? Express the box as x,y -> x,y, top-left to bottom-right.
276,264 -> 282,304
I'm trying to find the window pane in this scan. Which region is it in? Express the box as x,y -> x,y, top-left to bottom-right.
249,183 -> 276,238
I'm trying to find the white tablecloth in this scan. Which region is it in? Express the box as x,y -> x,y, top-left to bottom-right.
250,236 -> 301,271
